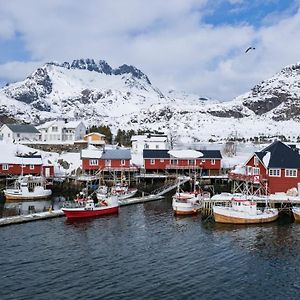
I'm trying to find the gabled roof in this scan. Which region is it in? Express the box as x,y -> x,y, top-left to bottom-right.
256,141 -> 300,168
85,132 -> 105,137
81,147 -> 131,160
143,149 -> 222,159
196,150 -> 222,159
143,149 -> 170,159
5,124 -> 40,134
101,149 -> 131,160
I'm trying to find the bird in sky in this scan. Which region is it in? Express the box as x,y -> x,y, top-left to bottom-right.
245,47 -> 255,53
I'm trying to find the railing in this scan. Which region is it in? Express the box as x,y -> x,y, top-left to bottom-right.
165,165 -> 202,170
228,172 -> 267,183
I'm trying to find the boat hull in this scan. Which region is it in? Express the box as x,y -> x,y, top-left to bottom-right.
62,206 -> 119,219
292,208 -> 300,222
213,209 -> 278,224
172,199 -> 200,215
4,191 -> 52,201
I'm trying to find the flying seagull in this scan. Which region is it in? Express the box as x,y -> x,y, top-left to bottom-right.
245,47 -> 255,53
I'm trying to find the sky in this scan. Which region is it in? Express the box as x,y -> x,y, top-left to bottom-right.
0,0 -> 300,101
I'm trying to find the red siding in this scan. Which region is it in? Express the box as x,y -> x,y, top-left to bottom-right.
144,158 -> 221,170
267,170 -> 300,194
82,159 -> 131,171
0,164 -> 42,176
245,155 -> 300,193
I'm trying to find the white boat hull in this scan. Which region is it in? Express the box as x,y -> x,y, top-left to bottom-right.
172,197 -> 201,215
213,206 -> 279,224
4,189 -> 52,201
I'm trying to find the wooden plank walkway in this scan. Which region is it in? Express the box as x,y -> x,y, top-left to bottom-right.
0,210 -> 64,227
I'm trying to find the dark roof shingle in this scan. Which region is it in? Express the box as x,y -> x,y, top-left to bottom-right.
6,124 -> 40,134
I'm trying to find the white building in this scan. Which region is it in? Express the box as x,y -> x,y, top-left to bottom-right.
38,120 -> 86,143
131,134 -> 169,153
0,124 -> 40,143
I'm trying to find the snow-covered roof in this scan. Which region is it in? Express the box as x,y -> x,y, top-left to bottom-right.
131,135 -> 147,142
81,145 -> 102,159
168,150 -> 203,159
85,132 -> 105,137
65,120 -> 85,129
0,141 -> 43,164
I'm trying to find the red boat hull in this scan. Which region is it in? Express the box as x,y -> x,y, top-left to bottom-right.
62,206 -> 119,219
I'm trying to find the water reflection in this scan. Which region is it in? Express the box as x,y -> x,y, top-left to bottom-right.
0,196 -> 64,217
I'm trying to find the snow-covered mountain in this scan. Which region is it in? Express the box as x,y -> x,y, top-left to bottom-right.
1,59 -> 300,142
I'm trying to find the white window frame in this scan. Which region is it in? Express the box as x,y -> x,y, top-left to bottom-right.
246,166 -> 252,175
188,159 -> 195,166
2,164 -> 8,170
89,159 -> 98,166
105,160 -> 111,167
160,159 -> 164,162
30,165 -> 35,170
120,159 -> 126,166
254,156 -> 259,166
269,168 -> 281,177
150,159 -> 155,165
202,159 -> 205,163
171,159 -> 178,165
253,167 -> 260,175
211,159 -> 216,165
285,169 -> 297,178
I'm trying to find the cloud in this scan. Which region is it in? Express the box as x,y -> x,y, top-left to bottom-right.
0,0 -> 299,100
0,61 -> 43,83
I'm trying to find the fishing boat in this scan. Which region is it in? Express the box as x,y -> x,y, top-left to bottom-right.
213,197 -> 278,224
4,175 -> 52,201
96,183 -> 137,201
292,207 -> 300,222
172,194 -> 203,215
62,195 -> 119,219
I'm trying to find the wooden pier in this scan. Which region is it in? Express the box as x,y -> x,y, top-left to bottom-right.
0,210 -> 64,227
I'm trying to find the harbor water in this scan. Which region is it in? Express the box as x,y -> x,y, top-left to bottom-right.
1,196 -> 300,300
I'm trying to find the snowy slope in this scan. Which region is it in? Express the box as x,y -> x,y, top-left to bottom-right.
1,59 -> 300,142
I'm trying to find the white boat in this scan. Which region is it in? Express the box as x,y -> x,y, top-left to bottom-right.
96,183 -> 137,201
172,192 -> 210,215
213,197 -> 278,224
4,175 -> 52,201
292,207 -> 300,222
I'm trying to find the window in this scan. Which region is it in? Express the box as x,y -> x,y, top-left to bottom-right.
2,164 -> 8,170
121,160 -> 126,166
253,167 -> 260,175
144,144 -> 149,149
150,159 -> 155,165
188,160 -> 195,166
285,169 -> 297,177
211,159 -> 216,165
105,160 -> 111,167
155,145 -> 159,149
160,159 -> 164,162
171,159 -> 178,165
202,159 -> 205,162
52,126 -> 58,132
89,159 -> 98,166
30,165 -> 35,170
254,156 -> 259,166
17,133 -> 20,138
246,166 -> 252,175
269,169 -> 281,177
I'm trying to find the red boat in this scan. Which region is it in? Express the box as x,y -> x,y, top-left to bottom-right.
62,197 -> 119,219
